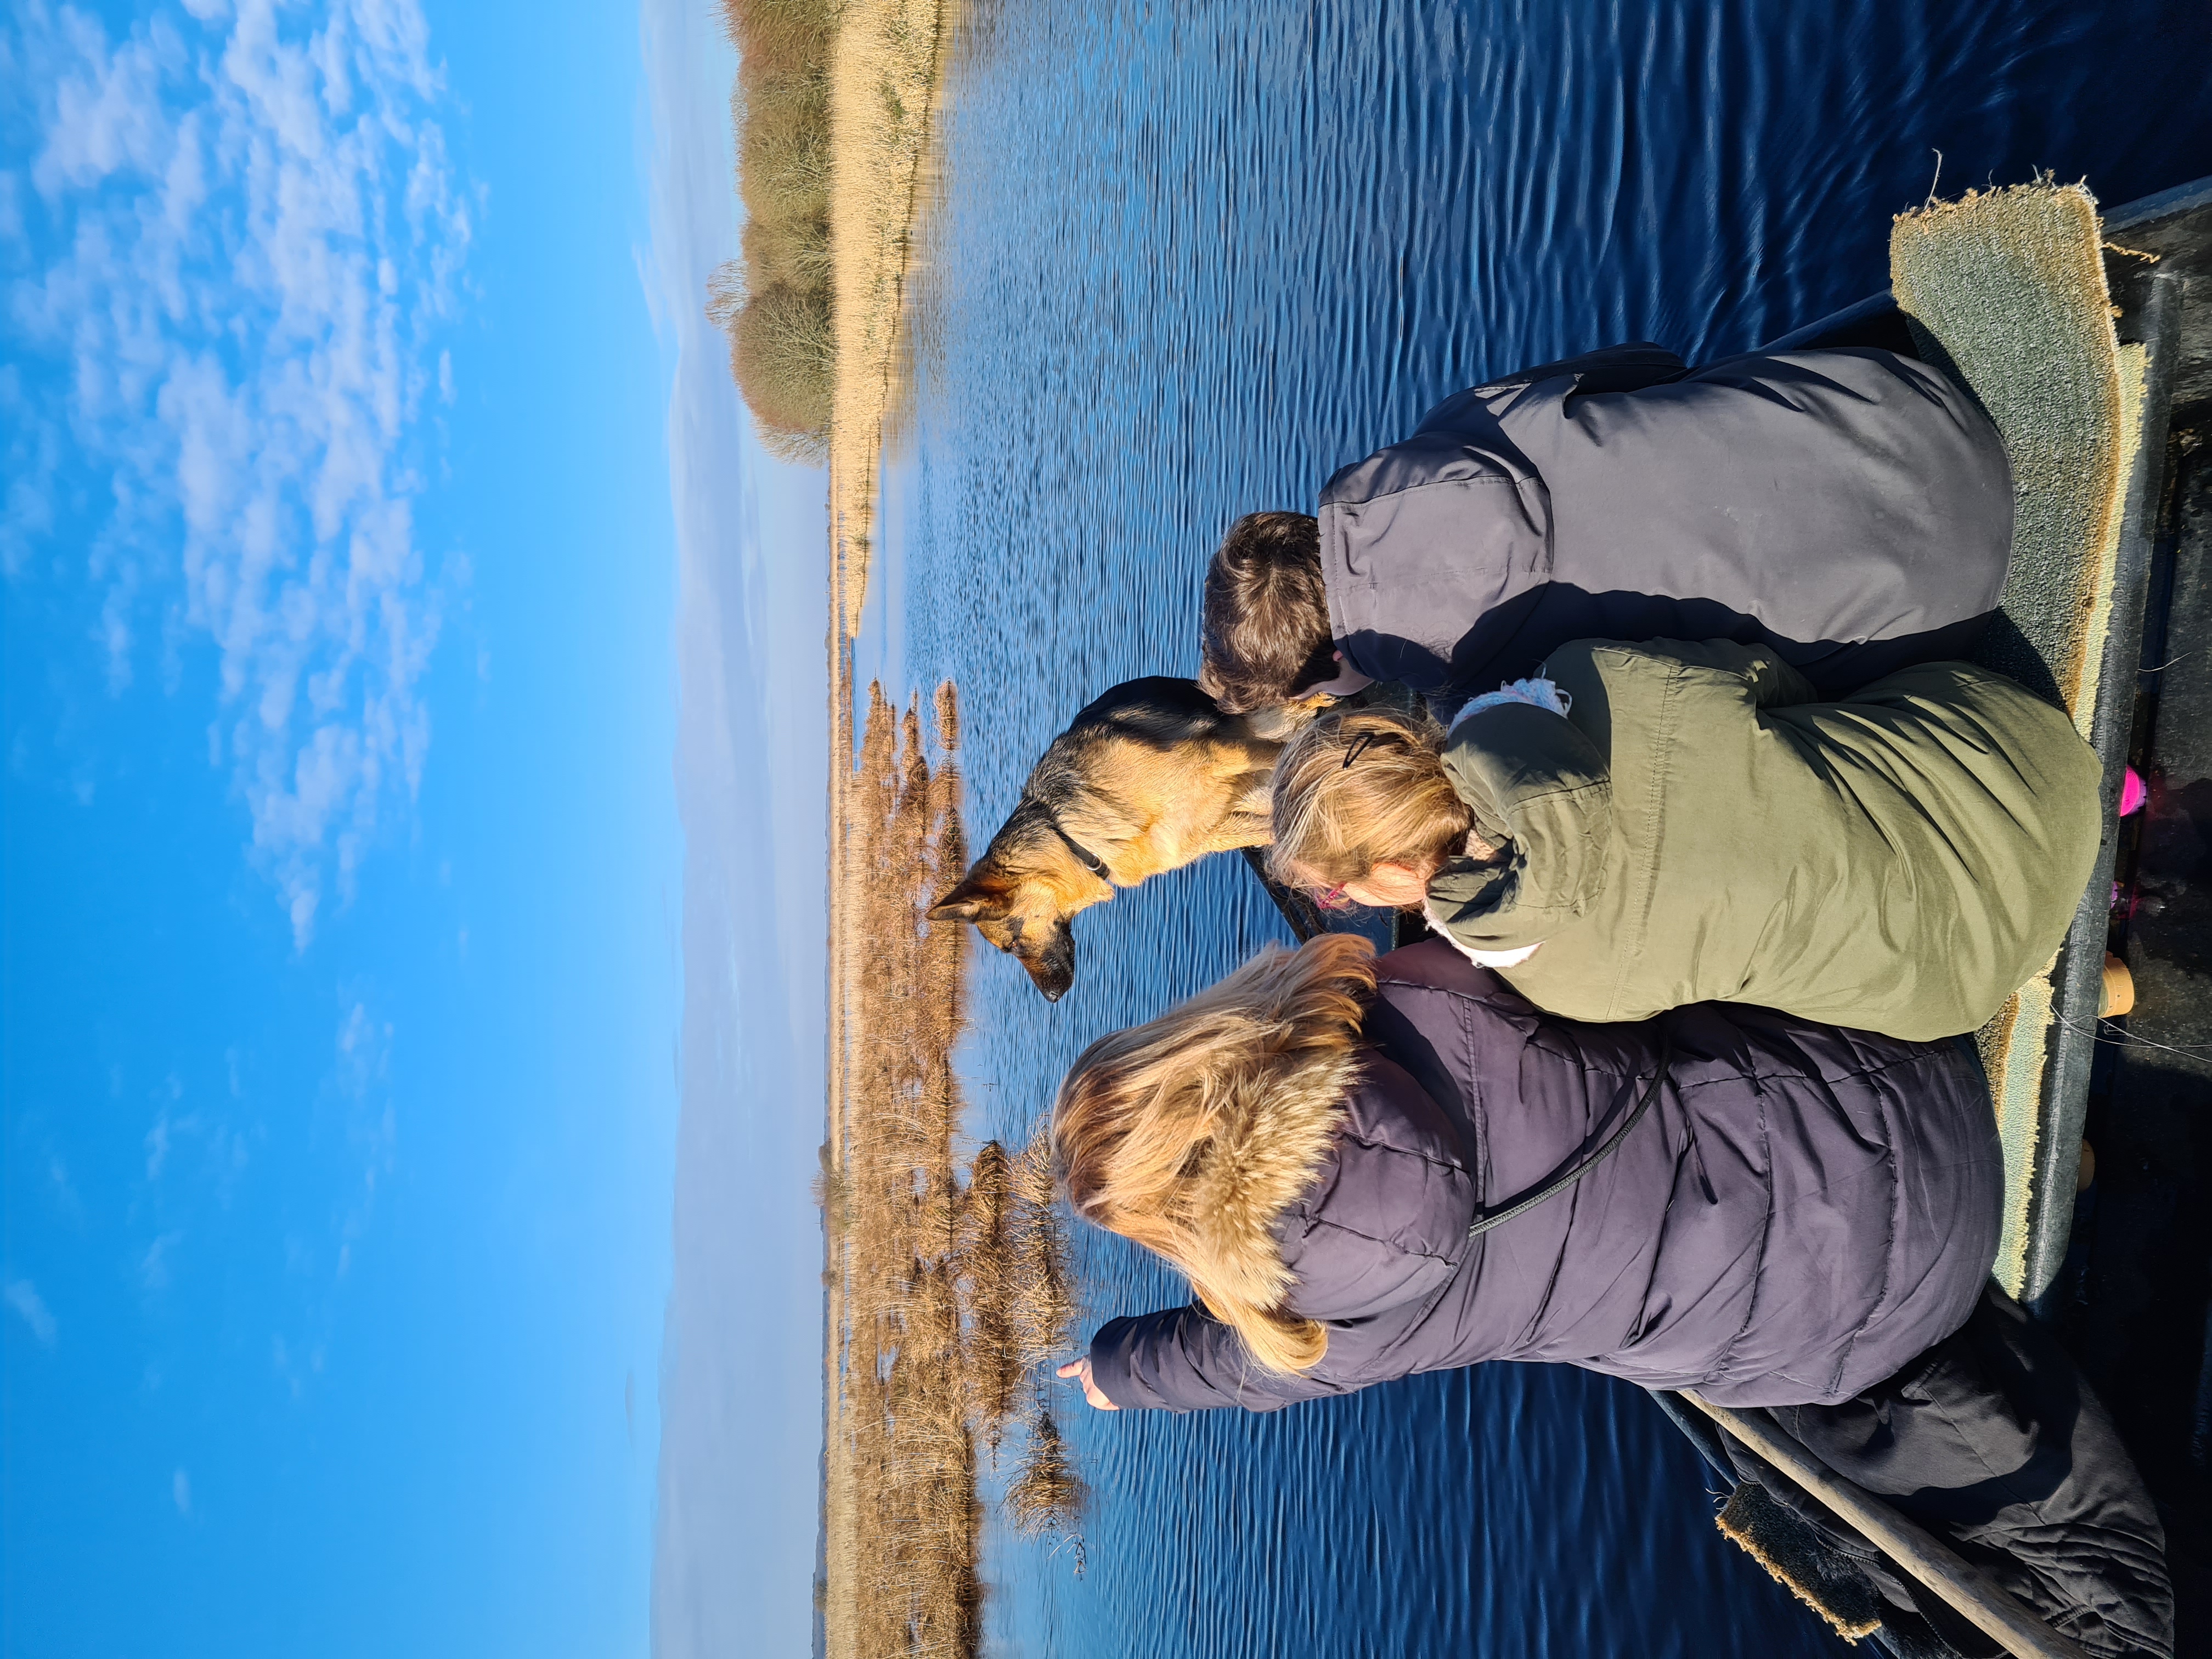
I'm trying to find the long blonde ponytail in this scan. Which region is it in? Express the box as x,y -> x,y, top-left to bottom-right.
1052,934 -> 1376,1373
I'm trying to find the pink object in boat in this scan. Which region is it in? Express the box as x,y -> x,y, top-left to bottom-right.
2119,766 -> 2147,817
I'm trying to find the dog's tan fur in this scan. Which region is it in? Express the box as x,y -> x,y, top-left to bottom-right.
930,677 -> 1305,999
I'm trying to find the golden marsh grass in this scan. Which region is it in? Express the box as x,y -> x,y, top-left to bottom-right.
712,0 -> 949,592
821,683 -> 1085,1658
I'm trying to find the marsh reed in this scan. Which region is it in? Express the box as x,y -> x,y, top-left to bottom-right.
822,681 -> 1086,1659
823,0 -> 950,629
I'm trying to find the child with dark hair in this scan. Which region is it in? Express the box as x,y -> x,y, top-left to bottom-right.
1198,343 -> 2015,712
1197,511 -> 1347,714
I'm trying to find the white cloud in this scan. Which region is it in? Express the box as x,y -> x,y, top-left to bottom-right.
15,1110 -> 89,1223
334,998 -> 391,1100
172,1468 -> 192,1515
48,1153 -> 85,1221
5,0 -> 472,946
252,1002 -> 394,1396
144,1094 -> 253,1206
4,1278 -> 58,1345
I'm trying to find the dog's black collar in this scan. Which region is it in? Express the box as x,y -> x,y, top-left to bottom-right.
1047,815 -> 1113,882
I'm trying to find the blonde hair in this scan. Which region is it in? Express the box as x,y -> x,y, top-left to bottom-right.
1268,705 -> 1473,890
1052,934 -> 1377,1373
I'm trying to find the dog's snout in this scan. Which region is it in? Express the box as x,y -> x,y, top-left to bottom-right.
1021,922 -> 1077,1002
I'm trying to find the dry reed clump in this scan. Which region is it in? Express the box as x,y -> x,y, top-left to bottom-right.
933,679 -> 960,752
813,1141 -> 851,1232
823,679 -> 1084,1658
710,0 -> 842,456
1008,1124 -> 1079,1368
1003,1404 -> 1084,1538
957,1142 -> 1022,1444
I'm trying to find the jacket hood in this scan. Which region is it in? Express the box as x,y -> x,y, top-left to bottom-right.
1317,432 -> 1553,687
1175,1040 -> 1358,1322
1308,343 -> 2015,697
1427,701 -> 1613,951
1272,1053 -> 1477,1322
1175,1036 -> 1477,1328
1313,345 -> 1688,688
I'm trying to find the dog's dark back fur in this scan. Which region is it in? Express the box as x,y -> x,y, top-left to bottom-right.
1022,675 -> 1246,783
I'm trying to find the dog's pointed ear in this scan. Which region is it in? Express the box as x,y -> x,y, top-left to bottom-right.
929,876 -> 1004,922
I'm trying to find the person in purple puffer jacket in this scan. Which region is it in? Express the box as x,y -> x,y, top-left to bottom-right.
1054,932 -> 2001,1413
1052,934 -> 2171,1656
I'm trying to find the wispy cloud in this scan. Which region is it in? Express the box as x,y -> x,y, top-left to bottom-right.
330,998 -> 396,1277
145,1113 -> 173,1182
3,0 -> 473,946
268,998 -> 396,1387
139,1229 -> 184,1293
12,1110 -> 89,1226
47,1152 -> 85,1221
172,1468 -> 192,1516
4,1277 -> 58,1346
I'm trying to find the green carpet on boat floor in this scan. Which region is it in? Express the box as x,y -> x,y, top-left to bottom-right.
1888,179 -> 2144,1296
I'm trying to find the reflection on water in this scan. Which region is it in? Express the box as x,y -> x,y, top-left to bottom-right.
865,0 -> 2211,1651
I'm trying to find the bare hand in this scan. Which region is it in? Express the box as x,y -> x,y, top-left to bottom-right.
1056,1356 -> 1119,1410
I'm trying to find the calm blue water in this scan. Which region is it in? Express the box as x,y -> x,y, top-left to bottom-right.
859,3 -> 2212,1653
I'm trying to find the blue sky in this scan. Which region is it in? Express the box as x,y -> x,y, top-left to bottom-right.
2,2 -> 826,1654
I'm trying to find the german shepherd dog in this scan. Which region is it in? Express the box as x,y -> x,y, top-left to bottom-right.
929,677 -> 1300,1000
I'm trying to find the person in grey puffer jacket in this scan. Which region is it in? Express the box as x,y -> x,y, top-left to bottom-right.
1053,935 -> 2172,1657
1198,343 -> 2013,714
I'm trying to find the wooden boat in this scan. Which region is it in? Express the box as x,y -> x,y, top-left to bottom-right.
1248,172 -> 2212,1656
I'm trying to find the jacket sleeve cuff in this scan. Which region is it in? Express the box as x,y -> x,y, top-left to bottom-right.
1086,1318 -> 1150,1410
1088,1308 -> 1308,1413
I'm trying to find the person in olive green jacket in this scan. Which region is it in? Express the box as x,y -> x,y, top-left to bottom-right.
1267,639 -> 2103,1042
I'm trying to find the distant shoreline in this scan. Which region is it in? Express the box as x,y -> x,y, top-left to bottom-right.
819,0 -> 951,1637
